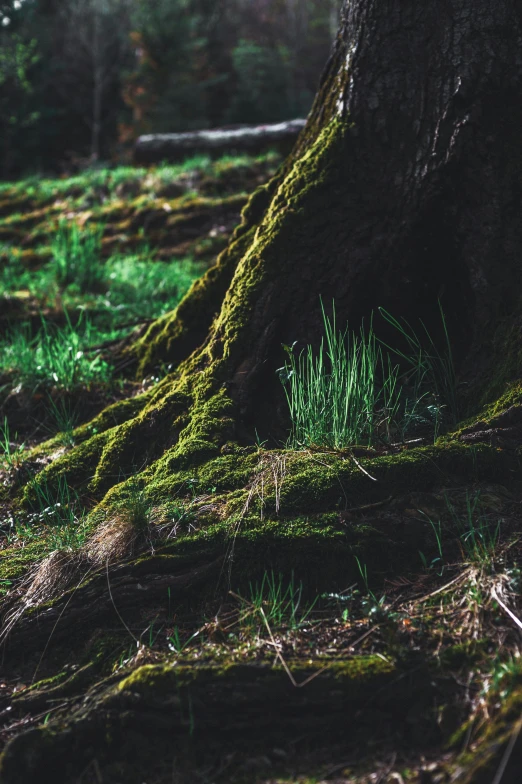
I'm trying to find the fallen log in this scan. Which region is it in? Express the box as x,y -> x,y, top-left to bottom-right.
134,119 -> 307,164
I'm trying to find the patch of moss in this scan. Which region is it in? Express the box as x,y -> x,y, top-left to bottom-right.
22,428 -> 113,504
439,639 -> 489,669
129,183 -> 279,378
450,687 -> 522,783
447,380 -> 522,439
0,540 -> 50,590
116,656 -> 395,695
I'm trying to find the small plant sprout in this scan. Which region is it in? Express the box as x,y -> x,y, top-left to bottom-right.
0,417 -> 25,469
234,571 -> 317,635
446,491 -> 501,567
418,515 -> 445,576
46,395 -> 79,448
354,557 -> 394,621
167,627 -> 201,654
355,556 -> 371,596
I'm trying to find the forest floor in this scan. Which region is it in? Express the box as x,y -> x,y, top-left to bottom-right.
0,153 -> 522,783
0,151 -> 280,445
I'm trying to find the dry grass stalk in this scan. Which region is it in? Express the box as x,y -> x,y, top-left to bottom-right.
84,513 -> 142,567
0,549 -> 87,645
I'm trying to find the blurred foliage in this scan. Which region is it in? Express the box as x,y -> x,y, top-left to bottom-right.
0,0 -> 340,177
0,31 -> 40,176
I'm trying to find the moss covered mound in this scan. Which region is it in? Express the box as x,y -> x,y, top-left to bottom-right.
1,424 -> 521,781
0,657 -> 429,784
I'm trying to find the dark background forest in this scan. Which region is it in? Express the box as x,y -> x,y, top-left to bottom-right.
0,0 -> 340,178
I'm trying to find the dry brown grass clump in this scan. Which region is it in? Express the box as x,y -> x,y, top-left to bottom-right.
84,513 -> 146,567
0,549 -> 88,644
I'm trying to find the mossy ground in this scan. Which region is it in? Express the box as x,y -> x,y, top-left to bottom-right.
1,423 -> 521,782
0,151 -> 281,448
1,141 -> 522,781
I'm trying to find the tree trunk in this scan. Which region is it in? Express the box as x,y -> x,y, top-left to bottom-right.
126,0 -> 522,438
29,0 -> 521,495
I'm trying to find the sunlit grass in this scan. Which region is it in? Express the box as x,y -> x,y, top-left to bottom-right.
0,315 -> 112,393
51,221 -> 106,293
0,150 -> 281,201
102,254 -> 205,321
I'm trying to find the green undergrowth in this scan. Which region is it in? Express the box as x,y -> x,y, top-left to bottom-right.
0,151 -> 281,276
2,437 -> 515,597
0,149 -> 282,348
0,152 -> 281,201
0,315 -> 113,393
0,150 -> 283,460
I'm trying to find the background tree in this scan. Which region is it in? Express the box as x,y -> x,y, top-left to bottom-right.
0,33 -> 39,177
55,0 -> 134,161
123,0 -> 223,136
0,1 -> 40,176
0,0 -> 339,173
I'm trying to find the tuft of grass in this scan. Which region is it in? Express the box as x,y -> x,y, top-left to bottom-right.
486,653 -> 522,700
121,479 -> 152,533
26,475 -> 87,551
0,250 -> 32,297
51,221 -> 106,293
85,514 -> 139,566
103,254 -> 205,323
418,516 -> 444,575
419,491 -> 501,573
45,395 -> 79,448
0,417 -> 25,469
447,491 -> 501,567
85,481 -> 161,566
29,475 -> 80,527
167,626 -> 201,654
235,571 -> 317,635
278,303 -> 402,449
378,302 -> 458,434
0,314 -> 112,393
279,300 -> 458,449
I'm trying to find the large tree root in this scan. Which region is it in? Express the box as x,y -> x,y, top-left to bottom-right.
0,656 -> 441,784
